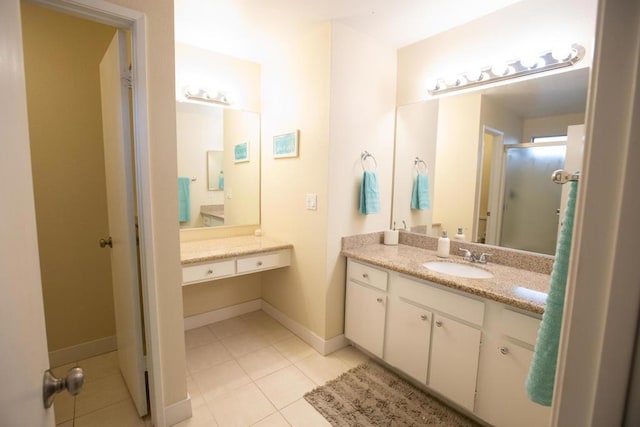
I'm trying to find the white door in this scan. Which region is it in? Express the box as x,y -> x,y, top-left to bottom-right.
99,30 -> 148,417
0,1 -> 54,425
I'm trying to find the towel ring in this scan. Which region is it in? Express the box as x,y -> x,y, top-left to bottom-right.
414,157 -> 428,174
361,151 -> 377,171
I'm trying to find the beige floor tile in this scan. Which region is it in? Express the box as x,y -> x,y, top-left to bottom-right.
174,394 -> 218,427
236,346 -> 291,380
207,317 -> 251,339
280,398 -> 331,427
51,361 -> 77,378
254,322 -> 295,344
251,411 -> 290,427
294,353 -> 349,385
221,331 -> 270,358
186,373 -> 202,399
74,372 -> 129,417
240,310 -> 274,324
207,383 -> 276,427
185,326 -> 218,349
330,345 -> 369,369
53,390 -> 75,424
272,335 -> 317,363
77,351 -> 120,383
256,365 -> 316,410
56,421 -> 74,427
196,359 -> 252,400
186,340 -> 233,374
74,398 -> 145,427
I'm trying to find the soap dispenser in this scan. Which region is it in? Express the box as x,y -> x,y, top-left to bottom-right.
437,231 -> 450,258
454,227 -> 465,241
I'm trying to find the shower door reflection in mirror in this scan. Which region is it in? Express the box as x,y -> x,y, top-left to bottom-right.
500,144 -> 566,255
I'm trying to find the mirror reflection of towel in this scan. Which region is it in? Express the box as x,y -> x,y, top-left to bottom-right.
359,171 -> 380,215
178,177 -> 191,222
411,174 -> 431,210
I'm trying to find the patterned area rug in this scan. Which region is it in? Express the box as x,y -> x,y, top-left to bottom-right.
304,362 -> 481,426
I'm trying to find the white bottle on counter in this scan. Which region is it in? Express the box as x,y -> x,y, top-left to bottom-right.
437,231 -> 450,258
454,227 -> 465,241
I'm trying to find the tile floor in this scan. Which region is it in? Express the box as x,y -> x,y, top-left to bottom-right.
178,310 -> 369,427
52,310 -> 367,426
51,351 -> 151,426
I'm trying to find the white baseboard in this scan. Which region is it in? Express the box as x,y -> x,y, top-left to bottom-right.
183,299 -> 262,330
260,300 -> 348,356
49,335 -> 117,367
165,394 -> 192,427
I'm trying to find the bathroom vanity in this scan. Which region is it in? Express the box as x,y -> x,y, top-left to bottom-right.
341,235 -> 552,427
180,235 -> 292,285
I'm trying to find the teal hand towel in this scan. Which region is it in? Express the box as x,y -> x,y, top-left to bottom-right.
178,177 -> 191,223
411,174 -> 431,210
526,180 -> 578,406
218,173 -> 224,190
359,171 -> 380,215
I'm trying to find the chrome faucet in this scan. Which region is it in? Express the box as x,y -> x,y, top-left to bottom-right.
459,248 -> 491,264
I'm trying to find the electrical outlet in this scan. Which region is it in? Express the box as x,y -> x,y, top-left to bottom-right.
305,193 -> 317,210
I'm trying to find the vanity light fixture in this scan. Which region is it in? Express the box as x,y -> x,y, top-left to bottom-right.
184,86 -> 231,106
426,43 -> 585,95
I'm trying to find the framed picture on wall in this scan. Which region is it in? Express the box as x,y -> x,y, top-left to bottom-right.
273,130 -> 299,158
234,141 -> 249,163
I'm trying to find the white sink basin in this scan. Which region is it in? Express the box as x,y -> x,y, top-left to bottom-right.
423,261 -> 494,279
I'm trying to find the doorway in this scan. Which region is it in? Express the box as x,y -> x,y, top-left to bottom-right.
21,2 -> 148,424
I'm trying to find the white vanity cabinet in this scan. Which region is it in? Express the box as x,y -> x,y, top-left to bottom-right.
344,261 -> 388,358
475,307 -> 551,427
344,257 -> 548,425
384,297 -> 432,383
429,313 -> 482,411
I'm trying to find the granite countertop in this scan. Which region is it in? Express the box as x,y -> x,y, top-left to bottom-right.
341,243 -> 550,314
181,235 -> 293,265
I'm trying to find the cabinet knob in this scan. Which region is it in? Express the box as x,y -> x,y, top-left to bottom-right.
376,297 -> 383,303
435,320 -> 443,327
499,346 -> 509,355
362,273 -> 369,279
206,269 -> 213,275
257,261 -> 263,266
420,314 -> 428,321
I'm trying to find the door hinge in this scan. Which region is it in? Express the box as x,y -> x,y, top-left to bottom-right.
121,68 -> 133,89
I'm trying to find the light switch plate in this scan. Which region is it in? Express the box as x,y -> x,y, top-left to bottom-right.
305,193 -> 317,210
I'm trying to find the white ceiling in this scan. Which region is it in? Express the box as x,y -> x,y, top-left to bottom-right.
174,0 -> 524,62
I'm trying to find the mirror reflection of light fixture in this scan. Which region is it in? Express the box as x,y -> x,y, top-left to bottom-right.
184,86 -> 231,106
426,43 -> 584,96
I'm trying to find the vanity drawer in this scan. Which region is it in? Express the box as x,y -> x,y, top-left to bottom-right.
395,275 -> 484,326
182,259 -> 236,285
348,260 -> 388,291
237,250 -> 291,274
500,309 -> 541,346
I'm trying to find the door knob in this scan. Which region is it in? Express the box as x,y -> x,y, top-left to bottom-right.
99,237 -> 113,248
43,367 -> 84,409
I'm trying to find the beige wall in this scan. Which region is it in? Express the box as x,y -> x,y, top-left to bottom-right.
260,22 -> 397,340
522,112 -> 585,142
21,3 -> 117,352
431,93 -> 482,236
260,22 -> 333,337
182,275 -> 261,317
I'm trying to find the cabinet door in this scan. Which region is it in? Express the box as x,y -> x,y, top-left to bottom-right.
475,341 -> 551,427
385,298 -> 431,383
430,314 -> 481,411
345,280 -> 386,357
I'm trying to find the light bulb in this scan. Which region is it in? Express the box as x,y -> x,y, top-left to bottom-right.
520,56 -> 546,69
466,68 -> 484,82
551,44 -> 575,61
491,63 -> 509,76
444,75 -> 461,87
425,79 -> 439,92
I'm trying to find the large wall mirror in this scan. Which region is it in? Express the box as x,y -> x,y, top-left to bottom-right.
392,67 -> 589,255
176,101 -> 260,229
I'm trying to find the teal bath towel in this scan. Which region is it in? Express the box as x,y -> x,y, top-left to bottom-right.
359,171 -> 380,215
178,177 -> 191,223
410,174 -> 431,210
525,180 -> 578,406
